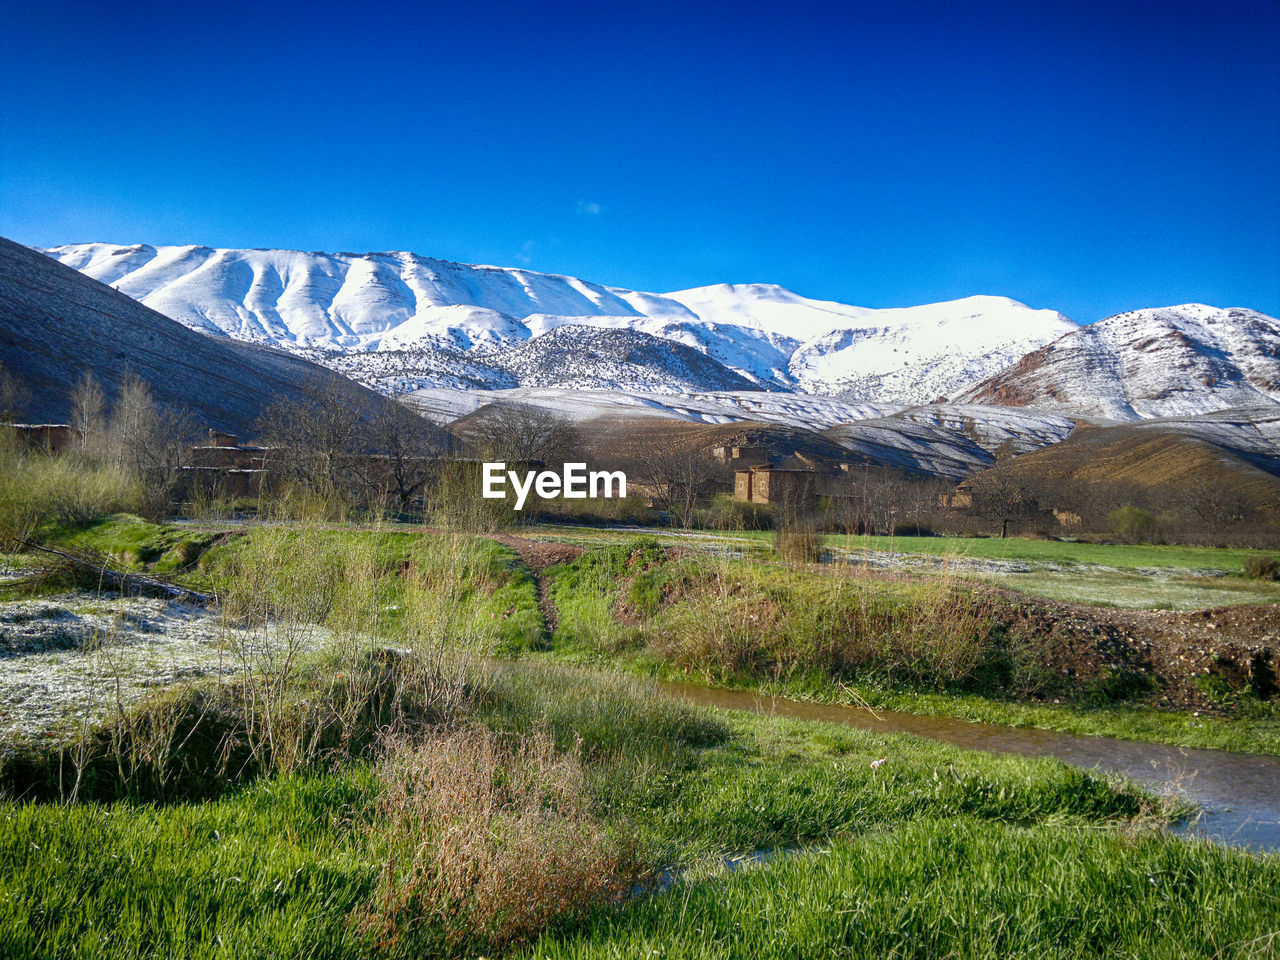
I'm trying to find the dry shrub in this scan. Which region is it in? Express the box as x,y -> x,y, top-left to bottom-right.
1243,556 -> 1279,581
358,724 -> 650,956
774,526 -> 822,564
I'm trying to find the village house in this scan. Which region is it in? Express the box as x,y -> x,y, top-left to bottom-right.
186,430 -> 272,497
3,423 -> 81,453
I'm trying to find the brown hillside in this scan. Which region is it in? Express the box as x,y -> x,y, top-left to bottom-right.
970,423 -> 1280,522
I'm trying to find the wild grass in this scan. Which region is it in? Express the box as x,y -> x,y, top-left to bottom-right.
524,818 -> 1280,960
0,447 -> 143,551
552,539 -> 1004,689
546,538 -> 1280,753
1,665 -> 1196,959
1,522 -> 1275,957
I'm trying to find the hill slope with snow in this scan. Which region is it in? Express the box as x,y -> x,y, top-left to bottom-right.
41,244 -> 1078,403
960,305 -> 1280,419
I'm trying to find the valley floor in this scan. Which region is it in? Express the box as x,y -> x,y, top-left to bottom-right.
1,518 -> 1277,958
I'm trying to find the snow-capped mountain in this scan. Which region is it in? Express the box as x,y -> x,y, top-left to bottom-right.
41,244 -> 1078,403
959,305 -> 1280,420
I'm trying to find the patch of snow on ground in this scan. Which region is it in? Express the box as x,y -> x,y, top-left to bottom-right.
0,594 -> 331,744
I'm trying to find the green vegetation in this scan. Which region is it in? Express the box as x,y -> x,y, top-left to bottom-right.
2,516 -> 1277,958
832,532 -> 1280,573
547,539 -> 1280,754
525,819 -> 1280,960
2,653 -> 1198,959
0,445 -> 143,551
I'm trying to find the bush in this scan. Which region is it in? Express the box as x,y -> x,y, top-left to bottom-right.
1106,505 -> 1156,543
892,522 -> 934,537
1243,555 -> 1279,581
356,725 -> 650,956
0,447 -> 143,549
706,494 -> 773,531
774,526 -> 821,564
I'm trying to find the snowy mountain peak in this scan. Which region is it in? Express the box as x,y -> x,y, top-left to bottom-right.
55,241 -> 1279,417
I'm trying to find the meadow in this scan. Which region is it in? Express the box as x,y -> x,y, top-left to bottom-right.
1,488 -> 1277,956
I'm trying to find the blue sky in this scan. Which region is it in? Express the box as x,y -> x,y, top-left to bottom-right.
1,0 -> 1277,322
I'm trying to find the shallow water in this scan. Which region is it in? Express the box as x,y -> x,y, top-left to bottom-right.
658,681 -> 1280,852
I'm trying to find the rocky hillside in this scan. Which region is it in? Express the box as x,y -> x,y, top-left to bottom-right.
959,305 -> 1280,420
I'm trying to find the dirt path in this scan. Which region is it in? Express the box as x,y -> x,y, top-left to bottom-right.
488,535 -> 583,635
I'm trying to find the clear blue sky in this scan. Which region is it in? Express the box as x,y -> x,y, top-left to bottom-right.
2,0 -> 1277,322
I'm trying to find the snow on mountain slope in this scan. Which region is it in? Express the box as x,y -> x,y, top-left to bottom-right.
41,244 -> 1078,401
404,387 -> 902,430
959,305 -> 1280,420
0,236 -> 393,433
820,404 -> 1081,479
665,283 -> 875,340
792,296 -> 1079,400
666,286 -> 1079,401
45,243 -> 697,350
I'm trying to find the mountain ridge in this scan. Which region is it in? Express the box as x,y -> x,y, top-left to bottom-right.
41,243 -> 1078,404
38,244 -> 1280,421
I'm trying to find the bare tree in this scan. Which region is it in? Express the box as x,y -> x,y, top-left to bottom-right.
1178,473 -> 1251,528
965,469 -> 1047,538
69,370 -> 107,453
355,401 -> 451,514
465,402 -> 577,464
255,373 -> 365,494
627,435 -> 723,529
107,373 -> 195,512
0,359 -> 30,424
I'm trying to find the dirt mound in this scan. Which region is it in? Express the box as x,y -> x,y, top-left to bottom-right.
490,535 -> 583,572
996,592 -> 1279,710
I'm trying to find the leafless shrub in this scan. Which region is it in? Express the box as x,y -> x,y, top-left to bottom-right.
356,724 -> 649,956
464,401 -> 578,464
774,525 -> 821,564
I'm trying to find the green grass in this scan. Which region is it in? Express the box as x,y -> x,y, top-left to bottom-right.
541,525 -> 1280,575
2,514 -> 1274,959
523,524 -> 1280,609
1,662 -> 1193,960
543,539 -> 1280,755
0,771 -> 383,959
982,568 -> 1280,610
764,677 -> 1280,756
828,533 -> 1280,573
524,819 -> 1280,960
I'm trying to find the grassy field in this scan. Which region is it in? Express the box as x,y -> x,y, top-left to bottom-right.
832,533 -> 1280,572
524,819 -> 1280,960
526,524 -> 1280,609
2,660 -> 1205,960
3,516 -> 1278,957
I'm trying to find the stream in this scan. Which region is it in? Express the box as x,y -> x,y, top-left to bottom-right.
657,681 -> 1280,852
